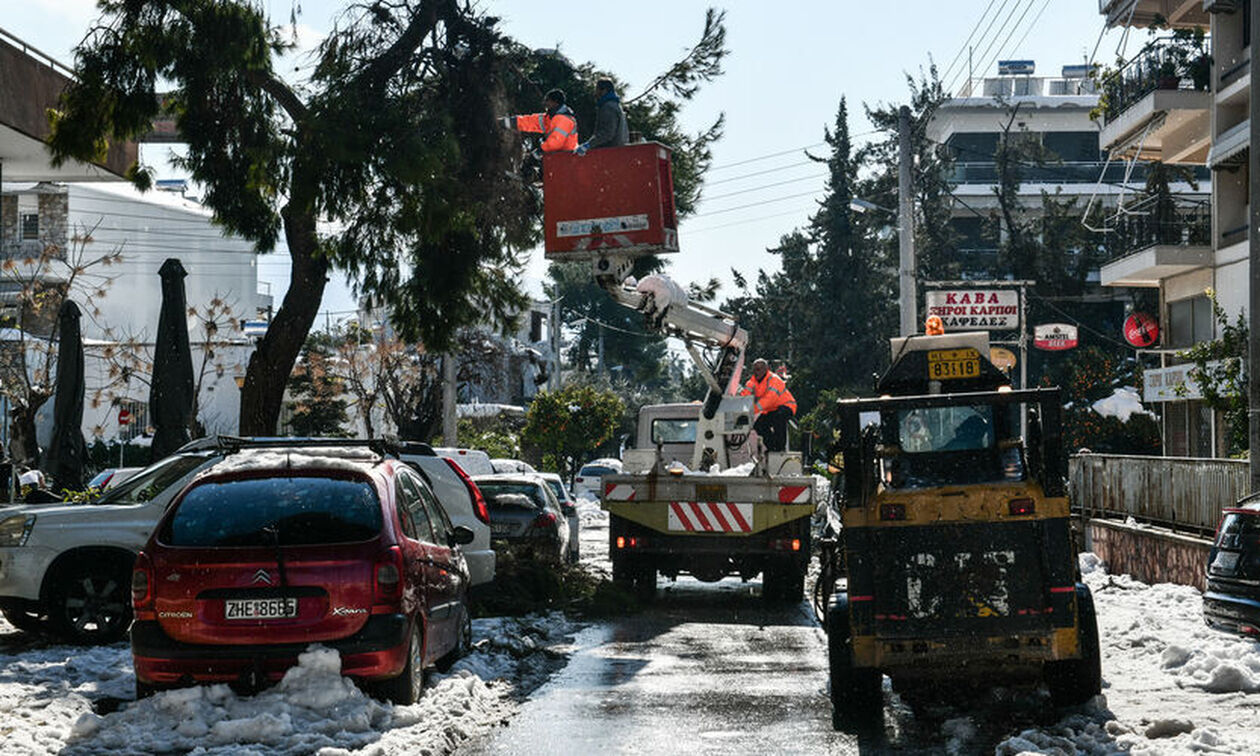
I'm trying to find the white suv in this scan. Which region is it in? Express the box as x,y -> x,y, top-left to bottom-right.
0,438 -> 493,644
0,445 -> 225,642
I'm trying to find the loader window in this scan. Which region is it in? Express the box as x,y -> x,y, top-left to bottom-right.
651,418 -> 697,444
883,404 -> 1026,489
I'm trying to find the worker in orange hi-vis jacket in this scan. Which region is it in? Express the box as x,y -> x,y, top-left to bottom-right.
740,358 -> 798,452
501,89 -> 579,153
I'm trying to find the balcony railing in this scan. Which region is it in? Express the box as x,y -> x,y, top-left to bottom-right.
1099,36 -> 1211,123
1102,195 -> 1211,259
948,161 -> 1212,185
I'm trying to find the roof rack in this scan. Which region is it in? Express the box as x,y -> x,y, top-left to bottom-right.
172,435 -> 439,458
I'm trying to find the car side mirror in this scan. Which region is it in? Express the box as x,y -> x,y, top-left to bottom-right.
449,524 -> 476,546
561,504 -> 576,517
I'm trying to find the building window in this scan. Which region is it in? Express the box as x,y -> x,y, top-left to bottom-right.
1042,131 -> 1102,163
947,132 -> 999,162
20,214 -> 38,241
1167,295 -> 1213,348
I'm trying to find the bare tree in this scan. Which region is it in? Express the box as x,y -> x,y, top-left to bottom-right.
0,223 -> 121,467
88,293 -> 247,440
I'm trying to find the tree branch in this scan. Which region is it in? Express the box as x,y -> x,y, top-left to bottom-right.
245,70 -> 308,122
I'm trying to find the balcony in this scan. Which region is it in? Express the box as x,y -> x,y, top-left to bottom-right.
947,161 -> 1210,186
1098,0 -> 1209,29
1097,38 -> 1212,165
1100,196 -> 1212,287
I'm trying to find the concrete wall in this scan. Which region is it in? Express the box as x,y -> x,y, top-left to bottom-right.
1085,517 -> 1212,591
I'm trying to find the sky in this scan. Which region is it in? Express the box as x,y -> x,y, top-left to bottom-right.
6,0 -> 1127,324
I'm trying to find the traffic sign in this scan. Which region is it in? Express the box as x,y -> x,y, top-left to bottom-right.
1123,312 -> 1159,348
118,408 -> 131,426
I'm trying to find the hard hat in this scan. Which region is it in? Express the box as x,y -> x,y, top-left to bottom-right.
925,315 -> 944,336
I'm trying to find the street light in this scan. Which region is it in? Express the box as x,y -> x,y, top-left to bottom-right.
849,197 -> 895,216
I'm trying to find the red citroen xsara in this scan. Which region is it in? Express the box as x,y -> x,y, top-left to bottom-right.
131,445 -> 473,704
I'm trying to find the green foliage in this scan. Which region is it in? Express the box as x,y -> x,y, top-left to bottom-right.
1178,291 -> 1248,455
522,383 -> 624,481
1044,347 -> 1160,457
457,418 -> 520,459
285,332 -> 350,436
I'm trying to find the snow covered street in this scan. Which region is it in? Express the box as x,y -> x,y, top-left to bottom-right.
0,613 -> 579,755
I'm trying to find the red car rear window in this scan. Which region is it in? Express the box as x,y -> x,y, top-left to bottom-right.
163,476 -> 382,547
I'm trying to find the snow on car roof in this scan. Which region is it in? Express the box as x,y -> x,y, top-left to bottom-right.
203,448 -> 385,477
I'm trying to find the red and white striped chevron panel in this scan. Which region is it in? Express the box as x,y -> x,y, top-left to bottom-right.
667,501 -> 753,533
777,485 -> 811,504
604,483 -> 636,501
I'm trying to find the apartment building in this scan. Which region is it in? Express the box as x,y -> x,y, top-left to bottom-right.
1096,0 -> 1242,456
928,61 -> 1210,278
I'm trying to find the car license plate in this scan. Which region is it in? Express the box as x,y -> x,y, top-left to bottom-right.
224,597 -> 299,620
927,349 -> 981,380
491,523 -> 514,536
1211,550 -> 1241,574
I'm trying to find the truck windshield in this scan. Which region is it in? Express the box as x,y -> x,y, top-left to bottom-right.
882,404 -> 1025,489
651,419 -> 697,444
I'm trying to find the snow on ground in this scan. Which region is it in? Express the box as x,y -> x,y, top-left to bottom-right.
576,493 -> 611,577
988,555 -> 1260,755
0,613 -> 578,755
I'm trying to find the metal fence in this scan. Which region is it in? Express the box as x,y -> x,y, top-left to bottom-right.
1101,195 -> 1212,262
1069,453 -> 1249,536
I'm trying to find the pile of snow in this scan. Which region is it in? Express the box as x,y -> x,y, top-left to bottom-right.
991,553 -> 1260,754
1,613 -> 577,756
1091,386 -> 1152,423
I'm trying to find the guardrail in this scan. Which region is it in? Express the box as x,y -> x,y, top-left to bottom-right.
1069,452 -> 1246,536
0,25 -> 76,79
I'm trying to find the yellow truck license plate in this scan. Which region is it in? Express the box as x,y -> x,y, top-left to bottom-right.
927,349 -> 980,380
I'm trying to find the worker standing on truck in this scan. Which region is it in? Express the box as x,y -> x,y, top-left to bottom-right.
742,358 -> 797,452
502,89 -> 579,153
577,79 -> 629,155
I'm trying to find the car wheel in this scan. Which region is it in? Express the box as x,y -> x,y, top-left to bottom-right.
828,596 -> 883,730
1045,584 -> 1102,706
633,566 -> 656,603
48,562 -> 132,644
135,679 -> 158,700
371,621 -> 425,706
436,608 -> 472,672
1,604 -> 48,634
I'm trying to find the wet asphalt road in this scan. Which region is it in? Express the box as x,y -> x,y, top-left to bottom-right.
469,577 -> 861,755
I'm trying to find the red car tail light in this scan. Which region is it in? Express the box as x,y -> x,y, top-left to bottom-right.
444,457 -> 490,525
132,552 -> 155,619
373,546 -> 404,608
533,512 -> 558,529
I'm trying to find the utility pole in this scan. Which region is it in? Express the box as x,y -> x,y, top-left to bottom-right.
1250,0 -> 1260,490
442,354 -> 457,446
549,299 -> 562,391
597,322 -> 606,375
898,105 -> 917,337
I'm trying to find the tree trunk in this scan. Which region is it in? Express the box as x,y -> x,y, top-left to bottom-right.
8,404 -> 41,469
238,202 -> 328,435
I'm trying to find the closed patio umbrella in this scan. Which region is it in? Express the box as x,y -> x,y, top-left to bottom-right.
149,258 -> 195,462
46,299 -> 86,490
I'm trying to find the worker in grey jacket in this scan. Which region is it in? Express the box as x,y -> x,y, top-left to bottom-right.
577,79 -> 629,154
